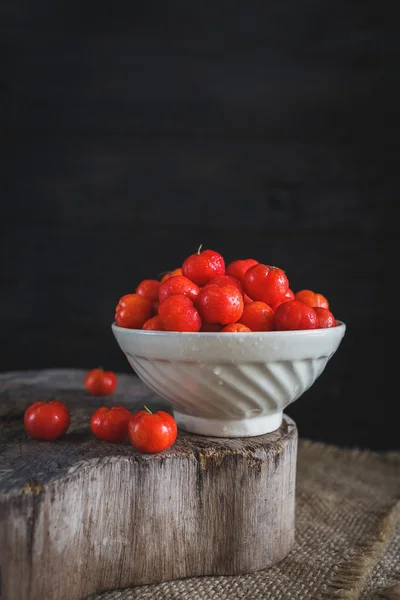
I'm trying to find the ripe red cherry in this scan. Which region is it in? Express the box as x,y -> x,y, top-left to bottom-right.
24,400 -> 70,441
240,301 -> 274,331
142,315 -> 165,330
135,279 -> 161,304
270,288 -> 295,312
160,268 -> 183,282
225,258 -> 258,283
158,275 -> 200,304
90,405 -> 132,442
182,247 -> 225,286
204,275 -> 243,294
314,307 -> 336,328
244,264 -> 289,306
221,323 -> 252,332
128,407 -> 177,453
273,300 -> 318,331
85,368 -> 118,396
196,285 -> 244,325
294,289 -> 329,310
115,294 -> 153,329
158,294 -> 202,332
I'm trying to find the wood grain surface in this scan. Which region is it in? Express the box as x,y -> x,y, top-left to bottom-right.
0,369 -> 298,600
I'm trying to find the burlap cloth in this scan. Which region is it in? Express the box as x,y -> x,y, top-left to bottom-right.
87,440 -> 400,600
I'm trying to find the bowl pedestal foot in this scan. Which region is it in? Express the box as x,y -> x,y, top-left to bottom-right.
174,409 -> 283,437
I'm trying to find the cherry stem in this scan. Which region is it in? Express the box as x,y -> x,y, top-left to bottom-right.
143,405 -> 153,414
197,243 -> 203,254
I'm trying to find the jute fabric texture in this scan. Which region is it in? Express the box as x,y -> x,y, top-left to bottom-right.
88,440 -> 400,600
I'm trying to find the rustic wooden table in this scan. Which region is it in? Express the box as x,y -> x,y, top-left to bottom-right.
0,369 -> 297,600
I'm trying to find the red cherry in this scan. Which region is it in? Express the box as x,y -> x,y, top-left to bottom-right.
226,259 -> 259,283
160,268 -> 183,283
158,275 -> 200,304
240,301 -> 274,331
294,289 -> 329,310
128,408 -> 177,453
142,316 -> 165,330
273,300 -> 318,331
135,279 -> 161,304
204,275 -> 243,294
270,288 -> 295,312
182,248 -> 225,286
84,368 -> 118,396
158,295 -> 202,332
314,307 -> 336,328
90,405 -> 132,443
221,323 -> 252,332
244,264 -> 289,306
115,294 -> 153,329
24,400 -> 70,441
196,285 -> 244,325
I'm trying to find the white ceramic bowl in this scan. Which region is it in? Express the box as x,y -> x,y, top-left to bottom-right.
112,322 -> 346,438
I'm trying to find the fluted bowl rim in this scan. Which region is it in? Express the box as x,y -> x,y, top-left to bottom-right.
112,321 -> 346,363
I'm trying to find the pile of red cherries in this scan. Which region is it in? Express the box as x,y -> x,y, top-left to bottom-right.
114,247 -> 338,332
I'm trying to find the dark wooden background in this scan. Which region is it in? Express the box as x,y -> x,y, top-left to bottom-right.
2,1 -> 396,449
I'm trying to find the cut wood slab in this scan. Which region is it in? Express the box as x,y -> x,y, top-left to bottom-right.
0,369 -> 298,600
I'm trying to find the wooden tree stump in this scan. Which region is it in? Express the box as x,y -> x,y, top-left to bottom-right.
0,369 -> 298,600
